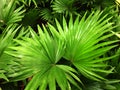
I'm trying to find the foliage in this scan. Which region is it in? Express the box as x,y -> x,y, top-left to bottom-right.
0,0 -> 120,90
0,0 -> 25,26
0,24 -> 20,81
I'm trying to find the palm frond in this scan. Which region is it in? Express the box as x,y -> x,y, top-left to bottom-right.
7,25 -> 82,90
0,24 -> 20,81
0,24 -> 20,56
0,0 -> 25,25
40,8 -> 53,21
52,0 -> 75,14
59,11 -> 118,81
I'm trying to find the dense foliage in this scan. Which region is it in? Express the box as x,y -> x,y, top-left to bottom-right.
1,0 -> 120,90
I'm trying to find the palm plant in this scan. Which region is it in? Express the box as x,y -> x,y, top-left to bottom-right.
0,0 -> 120,90
4,10 -> 118,90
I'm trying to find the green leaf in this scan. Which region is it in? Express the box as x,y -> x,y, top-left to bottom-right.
52,0 -> 75,14
0,73 -> 9,81
104,85 -> 116,90
0,0 -> 25,25
62,10 -> 116,81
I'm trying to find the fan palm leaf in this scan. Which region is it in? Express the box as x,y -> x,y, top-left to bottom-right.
7,26 -> 82,90
58,11 -> 118,81
40,8 -> 53,21
52,0 -> 75,14
0,24 -> 20,81
0,0 -> 25,25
